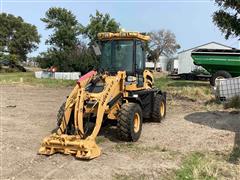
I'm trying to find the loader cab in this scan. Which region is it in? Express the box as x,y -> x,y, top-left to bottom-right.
99,39 -> 146,76
97,32 -> 150,87
97,32 -> 149,76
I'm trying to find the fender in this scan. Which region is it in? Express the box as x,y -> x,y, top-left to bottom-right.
156,89 -> 167,100
123,96 -> 143,108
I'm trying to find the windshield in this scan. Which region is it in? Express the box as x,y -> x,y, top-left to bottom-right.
100,40 -> 133,72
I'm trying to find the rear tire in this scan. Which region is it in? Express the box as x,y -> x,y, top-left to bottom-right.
210,71 -> 232,86
152,94 -> 166,122
117,103 -> 142,142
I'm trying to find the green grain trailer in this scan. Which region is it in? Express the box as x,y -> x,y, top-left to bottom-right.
191,49 -> 240,86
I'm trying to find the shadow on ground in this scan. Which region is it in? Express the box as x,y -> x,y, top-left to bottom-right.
98,119 -> 160,143
82,120 -> 120,143
99,125 -> 121,143
184,110 -> 240,164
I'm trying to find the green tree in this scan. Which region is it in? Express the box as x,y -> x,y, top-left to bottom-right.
41,7 -> 82,51
37,42 -> 97,73
0,13 -> 40,63
83,10 -> 120,41
67,43 -> 97,74
213,0 -> 240,39
41,7 -> 83,71
36,52 -> 55,69
148,30 -> 180,71
40,9 -> 119,72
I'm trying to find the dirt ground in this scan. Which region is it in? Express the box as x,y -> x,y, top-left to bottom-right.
1,85 -> 240,179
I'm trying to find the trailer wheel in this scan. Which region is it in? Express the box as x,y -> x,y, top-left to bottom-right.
152,94 -> 166,122
210,71 -> 232,86
117,103 -> 142,142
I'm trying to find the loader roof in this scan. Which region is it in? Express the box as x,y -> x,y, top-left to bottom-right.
97,32 -> 150,41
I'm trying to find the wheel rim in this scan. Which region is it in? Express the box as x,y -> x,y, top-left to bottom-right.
160,102 -> 165,117
133,113 -> 140,133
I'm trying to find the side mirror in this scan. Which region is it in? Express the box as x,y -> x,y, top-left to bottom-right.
91,42 -> 101,56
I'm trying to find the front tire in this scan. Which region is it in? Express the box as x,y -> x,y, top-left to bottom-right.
117,103 -> 143,142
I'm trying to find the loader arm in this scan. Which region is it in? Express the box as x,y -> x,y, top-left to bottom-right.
89,72 -> 124,139
56,70 -> 97,136
39,71 -> 125,159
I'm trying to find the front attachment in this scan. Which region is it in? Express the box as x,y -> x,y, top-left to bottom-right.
38,134 -> 101,160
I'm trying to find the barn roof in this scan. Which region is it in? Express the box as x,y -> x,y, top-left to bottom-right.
178,41 -> 234,54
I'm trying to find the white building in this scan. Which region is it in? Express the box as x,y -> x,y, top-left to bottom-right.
173,59 -> 179,70
177,42 -> 233,74
145,55 -> 170,71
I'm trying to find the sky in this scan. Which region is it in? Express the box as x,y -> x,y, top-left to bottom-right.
1,0 -> 239,57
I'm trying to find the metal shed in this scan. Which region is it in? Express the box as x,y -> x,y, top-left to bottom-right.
145,54 -> 170,71
177,42 -> 233,75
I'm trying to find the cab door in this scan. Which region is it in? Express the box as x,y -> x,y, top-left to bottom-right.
135,40 -> 145,87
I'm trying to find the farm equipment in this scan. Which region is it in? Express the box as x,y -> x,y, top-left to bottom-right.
38,32 -> 166,160
191,49 -> 240,86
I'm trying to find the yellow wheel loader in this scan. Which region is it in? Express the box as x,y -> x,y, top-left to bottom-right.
38,32 -> 166,160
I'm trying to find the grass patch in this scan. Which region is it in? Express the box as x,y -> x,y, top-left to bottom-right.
170,86 -> 211,101
113,151 -> 240,179
176,152 -> 240,180
155,77 -> 212,101
205,98 -> 222,105
168,80 -> 209,88
154,76 -> 170,91
229,146 -> 240,164
176,152 -> 218,180
0,72 -> 76,87
224,96 -> 240,109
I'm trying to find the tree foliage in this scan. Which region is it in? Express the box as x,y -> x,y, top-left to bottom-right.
40,8 -> 120,72
83,10 -> 120,41
0,13 -> 40,63
41,7 -> 82,51
40,7 -> 86,71
148,29 -> 180,71
37,43 -> 97,73
40,7 -> 100,72
213,0 -> 240,39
